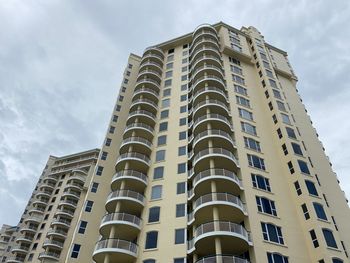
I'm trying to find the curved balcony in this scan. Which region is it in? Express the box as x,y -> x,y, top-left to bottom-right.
38,252 -> 60,261
130,98 -> 158,113
133,87 -> 159,101
43,176 -> 58,184
135,78 -> 160,91
93,239 -> 138,263
51,218 -> 71,228
137,69 -> 162,82
115,152 -> 150,172
124,123 -> 154,142
58,199 -> 78,209
71,168 -> 88,176
24,216 -> 43,224
35,190 -> 52,199
43,239 -> 64,249
5,257 -> 25,263
11,245 -> 29,254
192,114 -> 233,134
192,75 -> 225,94
193,148 -> 239,173
111,170 -> 148,192
191,55 -> 222,73
15,235 -> 34,243
32,198 -> 48,207
47,229 -> 67,238
193,130 -> 235,150
62,189 -> 80,199
68,174 -> 86,184
19,225 -> 37,234
65,181 -> 84,191
141,51 -> 164,65
28,207 -> 45,215
192,86 -> 228,104
144,46 -> 164,58
191,46 -> 221,64
120,136 -> 152,155
105,190 -> 145,214
188,193 -> 246,225
191,37 -> 220,56
40,182 -> 56,191
99,213 -> 142,238
191,64 -> 224,83
127,110 -> 156,126
192,27 -> 219,48
188,221 -> 251,255
192,99 -> 230,119
196,255 -> 250,263
139,61 -> 163,74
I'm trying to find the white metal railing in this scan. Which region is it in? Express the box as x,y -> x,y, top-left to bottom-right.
193,100 -> 230,115
191,64 -> 224,81
101,212 -> 142,227
94,239 -> 138,255
59,199 -> 78,206
131,98 -> 158,109
125,123 -> 154,133
139,60 -> 162,70
191,55 -> 222,71
193,192 -> 245,211
44,239 -> 64,248
144,46 -> 164,56
128,110 -> 156,120
190,46 -> 221,62
195,221 -> 249,239
47,228 -> 67,236
63,190 -> 80,198
190,38 -> 220,55
113,170 -> 148,183
192,86 -> 228,102
121,136 -> 152,148
52,218 -> 71,226
51,155 -> 97,168
137,69 -> 162,78
193,148 -> 238,165
192,114 -> 233,129
107,190 -> 145,203
192,29 -> 218,47
192,75 -> 225,89
196,255 -> 250,263
135,77 -> 161,87
133,87 -> 159,97
192,168 -> 241,186
39,252 -> 60,259
117,152 -> 150,164
141,52 -> 164,62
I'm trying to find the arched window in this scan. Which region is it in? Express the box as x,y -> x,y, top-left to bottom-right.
145,231 -> 158,249
143,260 -> 156,263
332,258 -> 343,263
313,202 -> 327,220
322,228 -> 337,248
151,185 -> 162,200
267,252 -> 289,263
305,180 -> 318,196
148,206 -> 160,223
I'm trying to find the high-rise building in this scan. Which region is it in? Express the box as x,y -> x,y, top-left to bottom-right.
1,22 -> 350,263
0,149 -> 99,263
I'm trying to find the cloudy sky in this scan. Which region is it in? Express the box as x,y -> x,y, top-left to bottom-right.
0,0 -> 349,225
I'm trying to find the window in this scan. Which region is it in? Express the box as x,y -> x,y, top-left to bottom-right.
261,222 -> 284,244
267,252 -> 289,263
244,137 -> 261,152
313,202 -> 327,220
148,207 -> 160,223
298,160 -> 310,174
287,161 -> 295,174
153,167 -> 164,180
179,131 -> 186,140
233,74 -> 245,84
277,101 -> 286,112
180,105 -> 187,113
263,61 -> 271,69
291,143 -> 303,156
241,122 -> 257,136
162,99 -> 170,108
182,66 -> 187,72
112,115 -> 118,122
269,79 -> 278,89
310,229 -> 319,248
256,196 -> 277,216
28,254 -> 34,261
305,180 -> 318,196
181,75 -> 187,81
159,122 -> 168,132
101,151 -> 108,160
109,126 -> 115,133
234,85 -> 247,96
78,221 -> 87,234
239,108 -> 253,121
91,182 -> 99,193
266,70 -> 274,78
144,260 -> 156,263
177,163 -> 186,174
105,138 -> 112,146
177,182 -> 186,194
165,71 -> 173,78
272,114 -> 277,124
156,150 -> 165,162
301,203 -> 310,220
294,181 -> 302,195
322,228 -> 337,248
251,174 -> 271,192
145,231 -> 158,249
160,110 -> 169,119
277,128 -> 282,139
248,154 -> 266,170
181,84 -> 187,91
231,65 -> 243,75
151,185 -> 162,200
175,229 -> 185,244
286,127 -> 296,139
115,104 -> 121,111
166,62 -> 173,69
174,258 -> 185,263
85,200 -> 93,212
157,135 -> 167,146
96,166 -> 104,176
180,94 -> 187,101
163,88 -> 171,97
273,89 -> 282,99
164,79 -> 172,87
332,259 -> 343,263
281,113 -> 291,125
282,144 -> 288,155
178,146 -> 186,156
71,244 -> 81,258
176,203 -> 186,217
179,117 -> 187,126
236,96 -> 250,107
119,95 -> 124,101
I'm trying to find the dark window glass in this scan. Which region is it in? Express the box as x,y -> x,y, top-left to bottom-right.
298,160 -> 310,174
153,167 -> 164,180
175,229 -> 185,244
145,231 -> 158,249
322,229 -> 337,248
305,180 -> 318,196
177,182 -> 186,194
291,143 -> 303,156
176,204 -> 186,217
148,207 -> 160,223
313,202 -> 327,220
71,244 -> 81,258
177,163 -> 186,174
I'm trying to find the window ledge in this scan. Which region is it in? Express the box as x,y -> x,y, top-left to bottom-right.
248,165 -> 268,173
317,218 -> 331,224
144,248 -> 159,252
253,187 -> 273,195
263,240 -> 288,248
257,211 -> 280,219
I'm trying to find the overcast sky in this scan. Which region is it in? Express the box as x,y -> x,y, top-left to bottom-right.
0,0 -> 349,225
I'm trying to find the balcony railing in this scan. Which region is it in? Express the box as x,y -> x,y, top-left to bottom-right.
116,152 -> 150,165
94,238 -> 138,256
125,123 -> 154,134
101,213 -> 142,227
193,130 -> 234,147
196,255 -> 250,263
193,192 -> 245,211
193,148 -> 238,165
107,190 -> 145,204
192,86 -> 228,103
112,170 -> 148,184
121,136 -> 152,148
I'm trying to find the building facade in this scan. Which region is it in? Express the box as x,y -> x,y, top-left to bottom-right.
0,149 -> 99,263
1,22 -> 350,263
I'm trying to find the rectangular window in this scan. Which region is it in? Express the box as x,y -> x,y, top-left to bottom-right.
256,196 -> 277,216
165,71 -> 173,78
115,105 -> 121,111
162,98 -> 170,108
269,79 -> 278,89
153,167 -> 164,180
234,85 -> 247,96
181,84 -> 187,91
180,94 -> 187,101
179,131 -> 186,140
310,229 -> 319,248
301,203 -> 310,220
119,95 -> 124,101
164,79 -> 172,87
156,150 -> 166,162
177,163 -> 186,174
78,221 -> 87,234
251,174 -> 271,192
233,74 -> 245,85
163,88 -> 171,97
159,122 -> 168,132
174,258 -> 185,263
71,244 -> 81,258
91,182 -> 99,193
148,207 -> 160,223
181,75 -> 187,81
247,154 -> 266,170
244,137 -> 261,152
239,108 -> 253,121
263,60 -> 270,69
105,138 -> 112,146
277,101 -> 286,112
286,127 -> 297,139
261,222 -> 284,244
292,143 -> 303,156
241,122 -> 257,136
151,185 -> 162,200
85,201 -> 93,212
96,166 -> 104,176
112,115 -> 118,122
294,181 -> 302,195
298,160 -> 310,174
101,151 -> 108,160
281,113 -> 291,125
322,229 -> 337,248
160,110 -> 169,119
288,161 -> 295,174
305,180 -> 318,196
266,69 -> 274,78
157,135 -> 167,146
177,182 -> 186,194
230,65 -> 243,75
166,62 -> 173,69
145,231 -> 158,249
180,105 -> 187,113
179,117 -> 187,126
313,202 -> 327,220
236,96 -> 250,108
178,146 -> 186,156
272,90 -> 282,100
176,204 -> 186,217
175,229 -> 185,244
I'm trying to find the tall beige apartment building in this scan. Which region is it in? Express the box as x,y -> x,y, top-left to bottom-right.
1,22 -> 350,263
